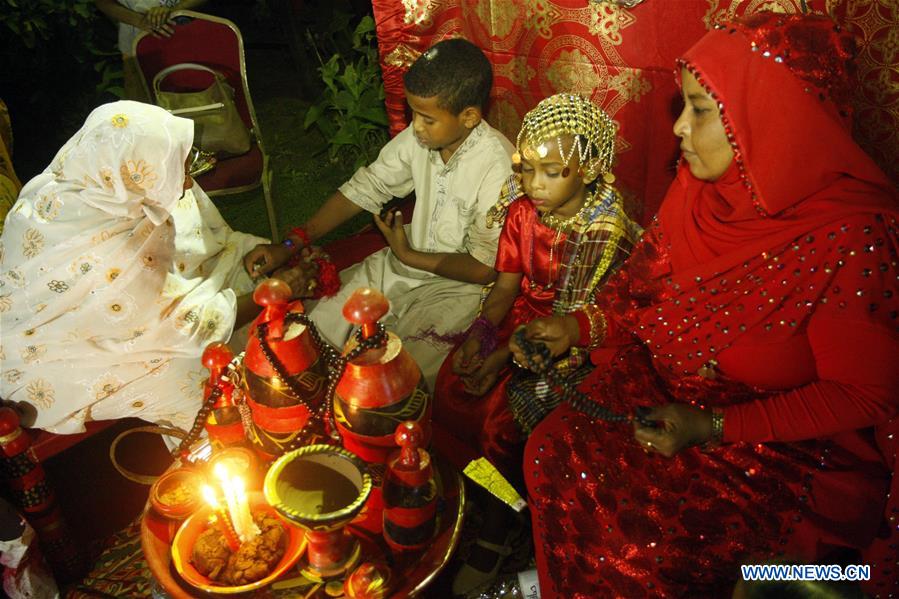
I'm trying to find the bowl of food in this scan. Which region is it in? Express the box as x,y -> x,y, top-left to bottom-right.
150,468 -> 204,520
171,492 -> 305,594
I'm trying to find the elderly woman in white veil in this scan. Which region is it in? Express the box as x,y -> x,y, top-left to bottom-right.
0,101 -> 265,434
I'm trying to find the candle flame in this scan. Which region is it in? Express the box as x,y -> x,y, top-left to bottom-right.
213,462 -> 229,481
202,485 -> 220,508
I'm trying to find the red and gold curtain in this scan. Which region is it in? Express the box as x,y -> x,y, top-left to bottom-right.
371,0 -> 898,223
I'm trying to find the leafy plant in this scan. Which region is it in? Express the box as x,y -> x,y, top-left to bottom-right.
1,0 -> 123,100
1,0 -> 124,177
303,15 -> 389,169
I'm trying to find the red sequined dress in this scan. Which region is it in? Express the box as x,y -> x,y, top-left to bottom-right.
433,196 -> 634,480
524,14 -> 899,598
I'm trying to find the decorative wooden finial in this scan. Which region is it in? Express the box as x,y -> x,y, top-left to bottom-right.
394,421 -> 422,469
343,287 -> 389,339
202,342 -> 233,378
253,278 -> 292,306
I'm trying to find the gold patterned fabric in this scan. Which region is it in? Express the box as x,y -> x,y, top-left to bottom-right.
371,0 -> 899,224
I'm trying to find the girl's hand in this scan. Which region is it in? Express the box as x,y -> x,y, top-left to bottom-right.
243,243 -> 293,278
632,404 -> 713,458
509,316 -> 579,371
452,336 -> 483,376
461,349 -> 508,396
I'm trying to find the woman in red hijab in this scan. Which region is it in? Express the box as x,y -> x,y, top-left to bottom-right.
509,12 -> 898,598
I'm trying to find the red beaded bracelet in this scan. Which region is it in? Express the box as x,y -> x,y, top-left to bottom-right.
283,226 -> 310,249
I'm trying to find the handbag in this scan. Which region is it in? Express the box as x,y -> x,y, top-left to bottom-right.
153,63 -> 252,157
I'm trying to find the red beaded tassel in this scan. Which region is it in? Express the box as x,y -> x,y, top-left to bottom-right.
0,408 -> 84,581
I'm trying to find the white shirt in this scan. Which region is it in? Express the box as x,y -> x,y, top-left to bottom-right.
338,120 -> 515,274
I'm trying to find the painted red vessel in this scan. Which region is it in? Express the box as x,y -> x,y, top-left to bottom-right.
242,279 -> 329,457
334,288 -> 431,464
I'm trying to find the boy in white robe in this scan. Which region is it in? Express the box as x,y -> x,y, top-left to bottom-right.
244,39 -> 514,388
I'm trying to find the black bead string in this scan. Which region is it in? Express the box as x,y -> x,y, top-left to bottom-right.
256,321 -> 318,414
262,313 -> 389,453
173,314 -> 391,458
172,378 -> 224,458
513,328 -> 636,424
255,319 -> 331,449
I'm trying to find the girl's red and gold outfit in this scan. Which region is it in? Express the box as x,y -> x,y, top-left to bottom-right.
433,191 -> 639,480
524,14 -> 899,598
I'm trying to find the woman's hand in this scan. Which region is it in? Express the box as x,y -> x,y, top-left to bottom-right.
452,336 -> 483,376
140,7 -> 175,37
632,404 -> 713,458
270,262 -> 319,298
243,243 -> 293,279
461,348 -> 509,396
374,210 -> 412,263
508,315 -> 579,372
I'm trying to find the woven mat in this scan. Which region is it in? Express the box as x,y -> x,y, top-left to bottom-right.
65,518 -> 154,599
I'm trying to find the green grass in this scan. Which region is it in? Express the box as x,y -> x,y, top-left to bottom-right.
9,12 -> 376,246
214,46 -> 373,243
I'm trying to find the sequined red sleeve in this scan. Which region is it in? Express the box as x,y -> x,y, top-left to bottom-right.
722,316 -> 899,443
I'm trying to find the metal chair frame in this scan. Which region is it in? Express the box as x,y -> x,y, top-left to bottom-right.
133,10 -> 279,241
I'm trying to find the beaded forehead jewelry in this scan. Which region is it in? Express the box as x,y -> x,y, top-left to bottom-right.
515,93 -> 617,183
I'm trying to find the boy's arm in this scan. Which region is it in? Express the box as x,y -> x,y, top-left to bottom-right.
374,211 -> 497,285
408,251 -> 497,285
298,190 -> 364,243
244,190 -> 362,276
386,142 -> 514,285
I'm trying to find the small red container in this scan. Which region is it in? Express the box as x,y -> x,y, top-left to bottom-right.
150,468 -> 204,520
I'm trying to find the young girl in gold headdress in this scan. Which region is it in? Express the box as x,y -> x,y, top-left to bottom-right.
431,93 -> 641,593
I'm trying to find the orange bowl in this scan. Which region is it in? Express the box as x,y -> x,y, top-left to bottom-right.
171,492 -> 305,594
150,468 -> 204,520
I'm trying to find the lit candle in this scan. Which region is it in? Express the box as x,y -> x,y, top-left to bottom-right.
231,476 -> 260,542
214,464 -> 244,538
202,485 -> 240,551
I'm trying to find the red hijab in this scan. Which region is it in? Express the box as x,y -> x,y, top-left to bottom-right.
631,13 -> 897,380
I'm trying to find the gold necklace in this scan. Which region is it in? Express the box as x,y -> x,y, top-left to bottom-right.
539,189 -> 599,231
529,225 -> 566,290
529,190 -> 599,290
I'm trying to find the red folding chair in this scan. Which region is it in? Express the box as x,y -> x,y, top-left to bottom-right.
133,10 -> 278,241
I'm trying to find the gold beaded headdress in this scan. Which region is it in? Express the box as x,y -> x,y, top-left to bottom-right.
516,93 -> 616,183
486,94 -> 617,229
